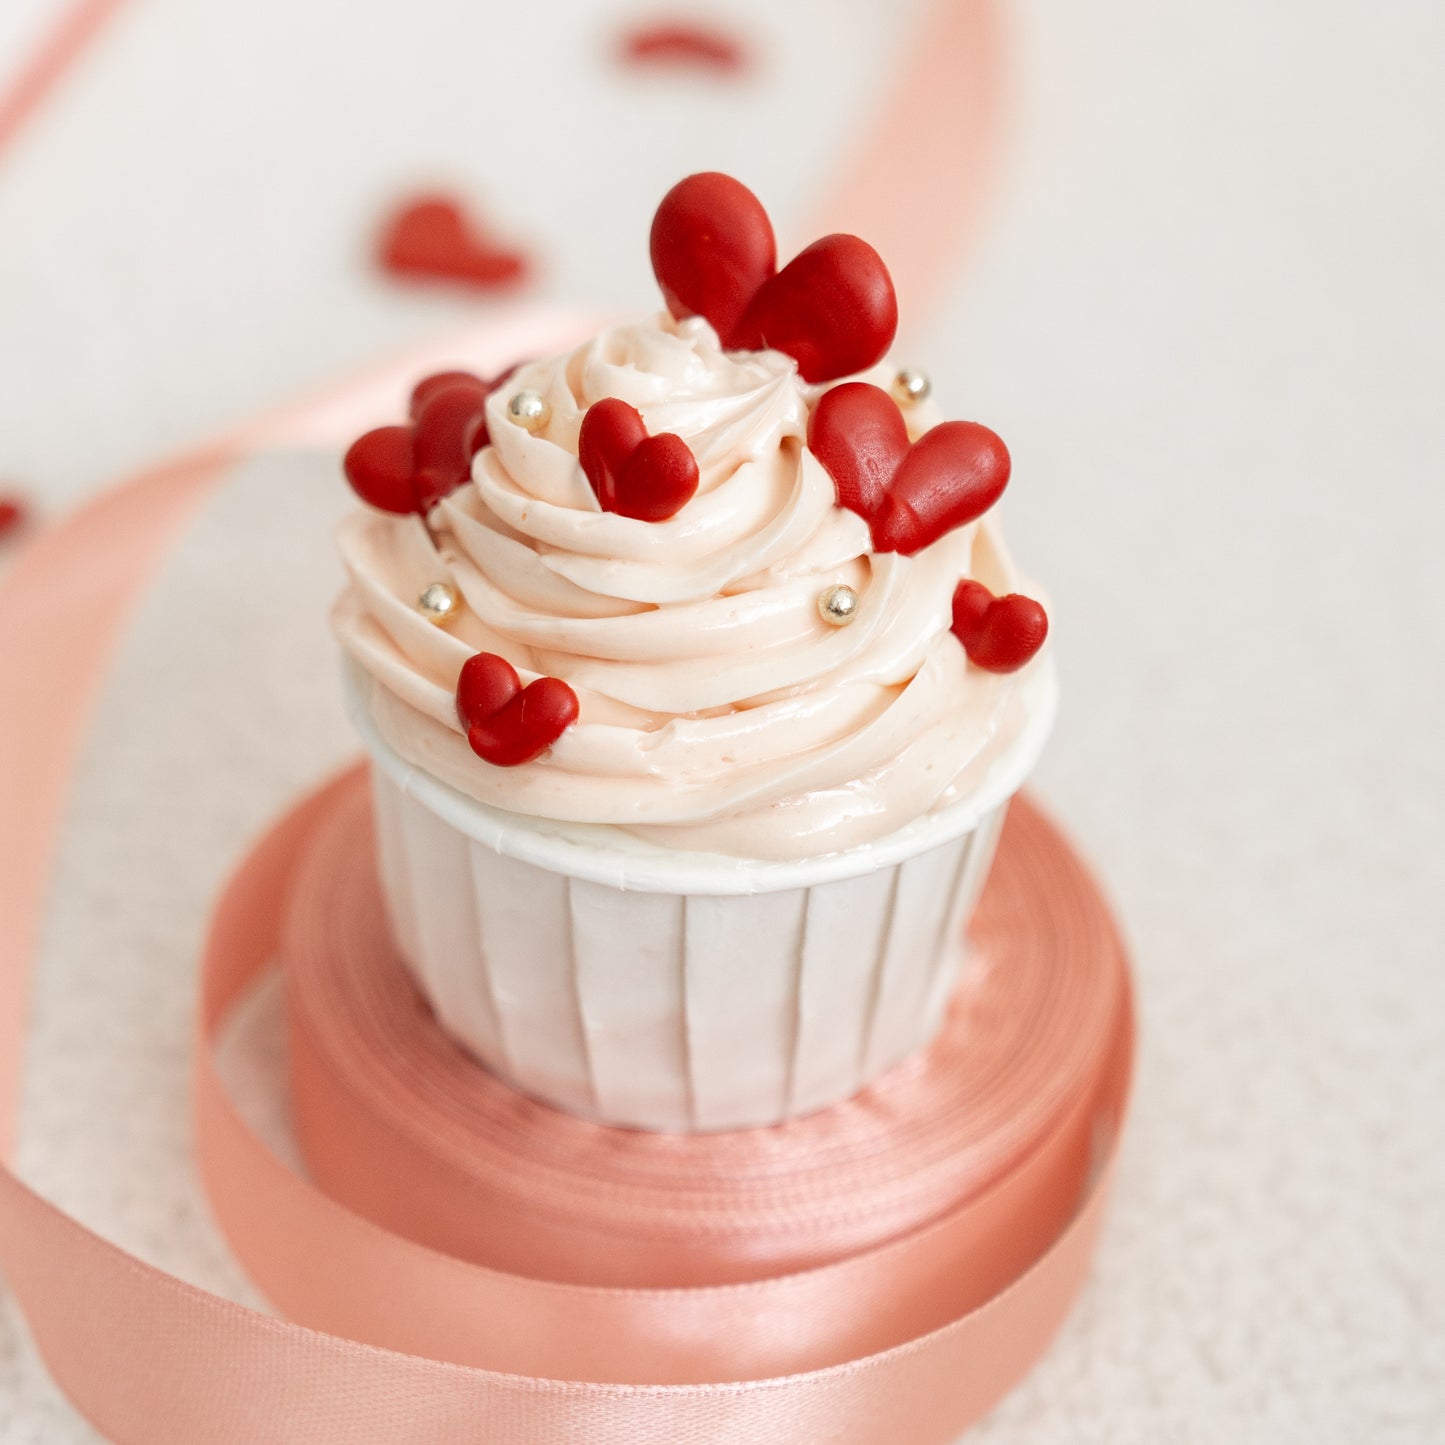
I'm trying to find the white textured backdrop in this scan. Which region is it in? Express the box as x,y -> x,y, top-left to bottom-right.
2,1 -> 1443,1441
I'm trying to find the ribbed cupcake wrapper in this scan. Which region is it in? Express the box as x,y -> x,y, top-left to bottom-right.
370,767 -> 1008,1132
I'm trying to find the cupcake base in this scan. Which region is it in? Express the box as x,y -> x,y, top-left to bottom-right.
371,764 -> 1006,1131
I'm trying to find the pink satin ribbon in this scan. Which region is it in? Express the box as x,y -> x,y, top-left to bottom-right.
805,0 -> 1008,319
0,0 -> 129,156
264,770 -> 1130,1399
185,760 -> 1133,1440
187,772 -> 1131,1440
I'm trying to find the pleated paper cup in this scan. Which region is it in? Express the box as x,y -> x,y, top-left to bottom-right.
346,668 -> 1057,1132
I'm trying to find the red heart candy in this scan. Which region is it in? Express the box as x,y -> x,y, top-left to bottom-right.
650,174 -> 897,382
342,427 -> 417,514
950,580 -> 1048,673
343,373 -> 495,515
409,363 -> 527,427
732,235 -> 898,384
456,652 -> 579,767
578,398 -> 700,522
808,382 -> 1010,555
650,173 -> 776,348
409,370 -> 488,420
379,196 -> 530,289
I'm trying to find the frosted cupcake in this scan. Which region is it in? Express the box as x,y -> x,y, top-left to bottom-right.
332,173 -> 1055,1131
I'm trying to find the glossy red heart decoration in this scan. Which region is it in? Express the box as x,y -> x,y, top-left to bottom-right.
456,652 -> 579,767
408,370 -> 488,420
650,173 -> 897,382
343,372 -> 500,515
379,196 -> 530,289
808,382 -> 1010,554
650,173 -> 776,349
578,398 -> 700,522
950,580 -> 1049,673
732,235 -> 898,384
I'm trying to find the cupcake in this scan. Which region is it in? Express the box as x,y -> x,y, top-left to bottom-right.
332,173 -> 1055,1131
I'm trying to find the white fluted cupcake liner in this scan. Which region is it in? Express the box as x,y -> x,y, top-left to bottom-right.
348,666 -> 1054,1131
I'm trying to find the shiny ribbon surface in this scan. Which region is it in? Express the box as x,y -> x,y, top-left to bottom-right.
265,769 -> 1131,1401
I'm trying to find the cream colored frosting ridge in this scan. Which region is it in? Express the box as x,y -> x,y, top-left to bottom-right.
332,314 -> 1051,860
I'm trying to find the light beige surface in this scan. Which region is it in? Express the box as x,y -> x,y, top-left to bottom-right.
2,1 -> 1443,1441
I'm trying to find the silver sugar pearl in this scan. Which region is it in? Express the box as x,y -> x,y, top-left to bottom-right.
507,389 -> 550,432
817,583 -> 860,626
417,582 -> 460,625
891,367 -> 932,405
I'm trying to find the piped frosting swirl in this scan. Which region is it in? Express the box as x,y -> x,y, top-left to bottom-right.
333,314 -> 1049,860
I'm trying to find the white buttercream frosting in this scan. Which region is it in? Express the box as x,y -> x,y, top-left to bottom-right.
333,313 -> 1051,860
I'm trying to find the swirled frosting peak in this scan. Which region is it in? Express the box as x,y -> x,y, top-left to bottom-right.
333,313 -> 1052,860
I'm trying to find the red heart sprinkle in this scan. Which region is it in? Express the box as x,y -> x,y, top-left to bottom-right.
808,382 -> 1010,555
342,427 -> 418,514
343,371 -> 501,515
950,580 -> 1048,673
620,22 -> 748,72
732,235 -> 898,384
650,173 -> 776,350
456,652 -> 579,767
650,173 -> 897,382
409,362 -> 526,425
379,195 -> 530,290
409,370 -> 487,419
578,398 -> 700,522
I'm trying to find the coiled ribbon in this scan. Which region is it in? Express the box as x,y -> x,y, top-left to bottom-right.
268,769 -> 1131,1404
286,778 -> 1123,1307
